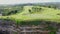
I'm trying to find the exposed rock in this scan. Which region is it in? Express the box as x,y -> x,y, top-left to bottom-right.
0,19 -> 59,34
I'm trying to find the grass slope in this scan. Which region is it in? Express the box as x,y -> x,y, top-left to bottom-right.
0,6 -> 60,23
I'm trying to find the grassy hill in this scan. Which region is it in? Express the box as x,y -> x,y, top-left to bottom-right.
0,6 -> 60,23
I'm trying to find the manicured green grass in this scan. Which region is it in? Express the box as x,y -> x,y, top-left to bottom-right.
0,6 -> 60,23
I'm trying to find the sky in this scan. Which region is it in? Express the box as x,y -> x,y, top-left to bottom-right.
0,0 -> 59,4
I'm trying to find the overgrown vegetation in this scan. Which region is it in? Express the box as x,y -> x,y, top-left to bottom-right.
0,6 -> 24,16
0,5 -> 60,34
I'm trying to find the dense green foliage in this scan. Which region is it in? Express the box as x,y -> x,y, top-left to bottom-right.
0,6 -> 24,16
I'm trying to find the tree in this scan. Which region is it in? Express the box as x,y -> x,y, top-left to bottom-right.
29,9 -> 32,13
